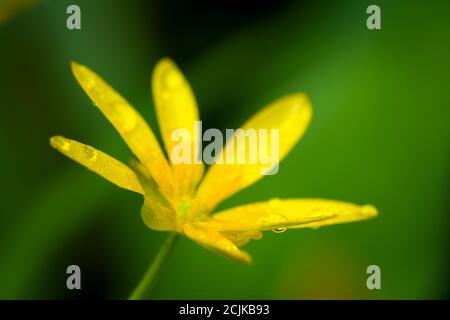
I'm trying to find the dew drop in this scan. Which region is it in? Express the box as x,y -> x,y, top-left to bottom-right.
161,69 -> 183,99
83,146 -> 98,162
257,213 -> 289,230
361,205 -> 377,217
113,102 -> 137,132
163,69 -> 182,89
51,136 -> 71,151
84,76 -> 96,89
272,227 -> 287,234
268,198 -> 282,211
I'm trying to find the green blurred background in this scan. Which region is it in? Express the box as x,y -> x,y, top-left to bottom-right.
0,0 -> 449,299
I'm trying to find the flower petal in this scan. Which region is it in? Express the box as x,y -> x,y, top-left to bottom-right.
219,230 -> 263,247
187,219 -> 262,247
195,93 -> 312,213
50,135 -> 143,194
212,198 -> 378,232
183,223 -> 252,264
152,58 -> 204,196
132,162 -> 179,232
71,61 -> 176,198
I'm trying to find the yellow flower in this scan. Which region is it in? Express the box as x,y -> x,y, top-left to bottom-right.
50,58 -> 377,264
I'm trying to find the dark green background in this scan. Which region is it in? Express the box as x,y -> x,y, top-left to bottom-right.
0,0 -> 449,299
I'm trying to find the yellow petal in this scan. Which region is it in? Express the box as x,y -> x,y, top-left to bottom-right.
132,161 -> 179,232
152,58 -> 204,196
188,219 -> 262,247
183,223 -> 252,264
219,230 -> 263,247
212,198 -> 378,232
196,93 -> 312,213
71,61 -> 176,198
50,135 -> 143,194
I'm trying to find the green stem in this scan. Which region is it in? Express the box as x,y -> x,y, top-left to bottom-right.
128,232 -> 179,300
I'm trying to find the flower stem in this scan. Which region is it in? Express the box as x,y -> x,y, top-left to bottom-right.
128,232 -> 179,300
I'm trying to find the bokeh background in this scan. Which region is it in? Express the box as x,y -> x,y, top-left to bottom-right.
0,0 -> 449,299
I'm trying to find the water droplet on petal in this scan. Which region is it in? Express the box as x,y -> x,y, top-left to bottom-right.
161,68 -> 183,99
272,227 -> 287,233
268,198 -> 282,211
361,205 -> 377,217
257,213 -> 289,230
84,76 -> 96,89
112,102 -> 137,132
83,145 -> 97,162
164,69 -> 182,89
51,136 -> 71,151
